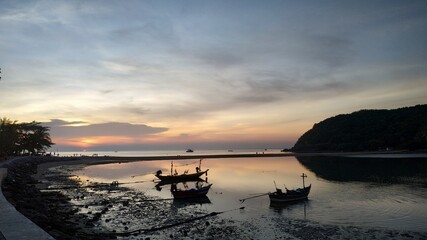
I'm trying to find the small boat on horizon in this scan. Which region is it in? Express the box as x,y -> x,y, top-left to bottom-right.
269,173 -> 311,204
186,149 -> 194,152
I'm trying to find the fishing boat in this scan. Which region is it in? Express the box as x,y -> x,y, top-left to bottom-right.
171,182 -> 212,199
155,170 -> 208,181
269,173 -> 311,204
154,159 -> 209,182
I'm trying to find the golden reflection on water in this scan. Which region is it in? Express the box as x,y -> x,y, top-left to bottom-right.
69,156 -> 427,232
76,156 -> 314,193
202,157 -> 310,192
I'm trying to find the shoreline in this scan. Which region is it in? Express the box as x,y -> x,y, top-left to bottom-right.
6,151 -> 427,190
33,151 -> 427,178
2,149 -> 426,168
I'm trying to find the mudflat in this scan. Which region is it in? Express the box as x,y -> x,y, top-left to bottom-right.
2,156 -> 427,239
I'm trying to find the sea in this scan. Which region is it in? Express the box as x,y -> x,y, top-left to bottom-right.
63,150 -> 427,233
58,148 -> 282,157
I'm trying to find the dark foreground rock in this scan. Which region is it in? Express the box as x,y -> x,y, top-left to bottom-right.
2,158 -> 249,239
2,158 -> 117,239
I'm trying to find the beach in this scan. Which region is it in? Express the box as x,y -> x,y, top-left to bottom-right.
2,155 -> 427,239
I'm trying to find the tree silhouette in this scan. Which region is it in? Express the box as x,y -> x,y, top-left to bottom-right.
0,118 -> 20,157
0,118 -> 54,159
292,105 -> 427,152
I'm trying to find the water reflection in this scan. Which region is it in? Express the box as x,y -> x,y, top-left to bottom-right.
74,156 -> 427,232
270,201 -> 308,220
154,179 -> 208,192
296,155 -> 427,183
172,196 -> 212,209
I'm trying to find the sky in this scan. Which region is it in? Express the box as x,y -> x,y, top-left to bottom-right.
1,0 -> 427,151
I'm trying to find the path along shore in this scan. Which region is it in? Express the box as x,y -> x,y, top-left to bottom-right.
0,167 -> 54,239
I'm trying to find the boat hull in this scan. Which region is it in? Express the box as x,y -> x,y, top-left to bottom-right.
155,169 -> 209,182
172,184 -> 212,199
269,185 -> 311,204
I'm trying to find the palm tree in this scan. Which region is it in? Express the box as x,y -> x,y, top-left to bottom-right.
0,118 -> 54,159
18,121 -> 54,155
0,117 -> 20,158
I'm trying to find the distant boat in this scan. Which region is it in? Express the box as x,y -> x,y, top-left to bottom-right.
171,182 -> 212,199
186,149 -> 194,152
269,173 -> 311,204
154,159 -> 208,182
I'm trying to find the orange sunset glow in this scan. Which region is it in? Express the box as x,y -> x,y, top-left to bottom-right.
1,1 -> 426,152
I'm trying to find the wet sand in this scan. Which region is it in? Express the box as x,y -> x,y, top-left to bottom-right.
2,156 -> 427,239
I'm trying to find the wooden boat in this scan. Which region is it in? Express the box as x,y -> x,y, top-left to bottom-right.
269,173 -> 311,204
171,183 -> 212,199
154,159 -> 208,182
155,170 -> 208,181
269,185 -> 311,203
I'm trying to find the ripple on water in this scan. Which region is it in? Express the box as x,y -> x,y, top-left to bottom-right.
72,157 -> 427,233
293,183 -> 427,232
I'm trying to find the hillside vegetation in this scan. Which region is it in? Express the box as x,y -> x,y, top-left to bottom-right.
292,104 -> 427,152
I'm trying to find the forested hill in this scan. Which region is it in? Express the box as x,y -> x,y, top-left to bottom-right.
292,104 -> 427,152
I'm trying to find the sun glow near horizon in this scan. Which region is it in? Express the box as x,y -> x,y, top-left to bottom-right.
1,1 -> 427,151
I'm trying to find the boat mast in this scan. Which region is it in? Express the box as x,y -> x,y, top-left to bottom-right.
301,173 -> 307,188
171,161 -> 173,175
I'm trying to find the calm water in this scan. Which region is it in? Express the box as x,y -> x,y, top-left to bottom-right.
74,155 -> 427,232
59,149 -> 283,157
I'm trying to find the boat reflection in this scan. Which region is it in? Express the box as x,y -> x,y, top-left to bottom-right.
172,195 -> 212,208
154,179 -> 212,200
154,178 -> 208,191
171,181 -> 212,199
296,155 -> 427,183
270,201 -> 309,219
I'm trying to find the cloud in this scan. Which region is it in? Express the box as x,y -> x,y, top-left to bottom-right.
101,59 -> 165,76
301,33 -> 354,68
102,61 -> 138,74
43,119 -> 168,138
47,119 -> 87,127
2,0 -> 427,149
191,48 -> 244,69
233,75 -> 351,105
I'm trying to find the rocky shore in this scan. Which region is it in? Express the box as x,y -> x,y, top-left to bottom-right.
2,158 -> 116,239
2,156 -> 427,240
2,157 -> 250,239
